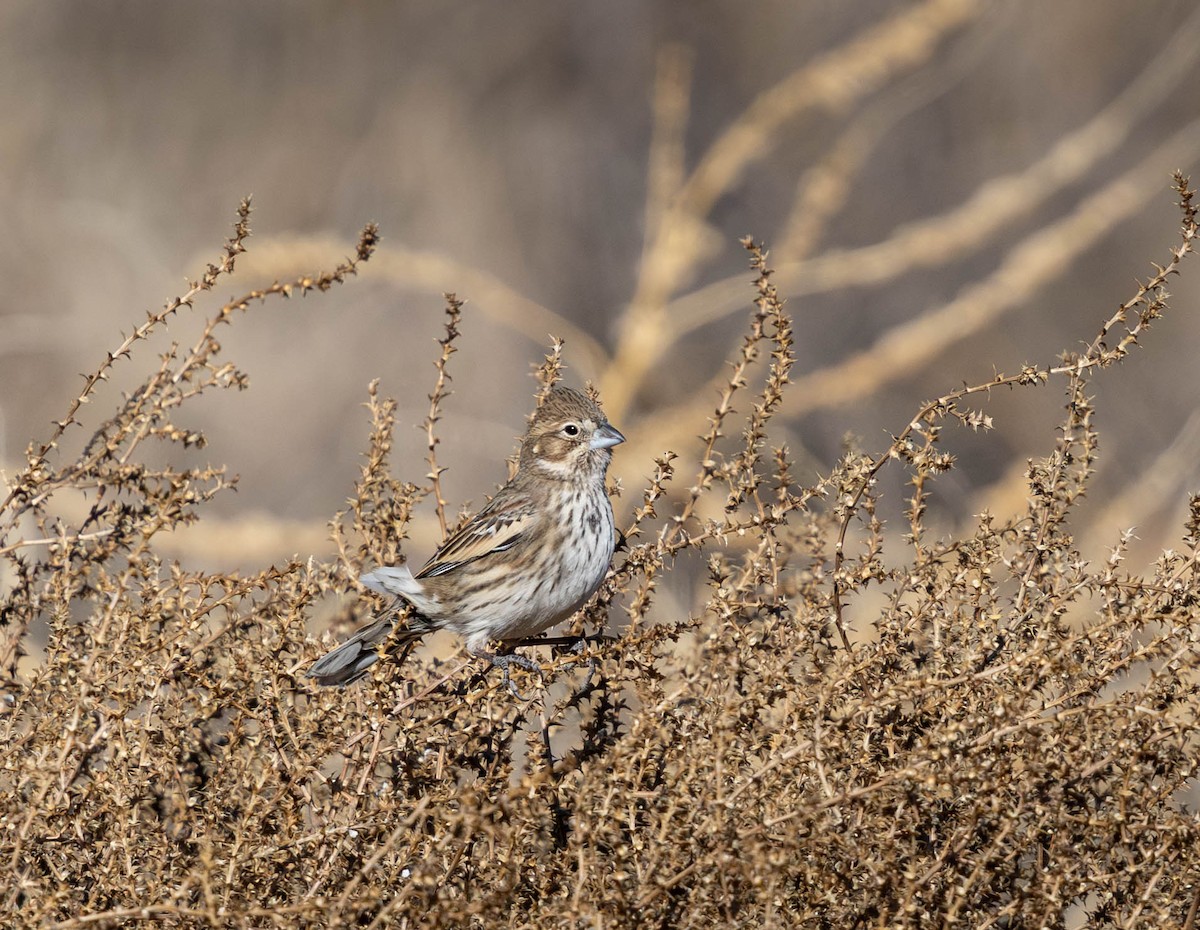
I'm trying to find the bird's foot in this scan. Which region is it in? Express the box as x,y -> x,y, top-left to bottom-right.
544,633 -> 612,704
560,636 -> 600,697
487,651 -> 543,700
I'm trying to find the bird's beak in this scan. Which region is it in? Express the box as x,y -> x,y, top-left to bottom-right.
590,422 -> 626,450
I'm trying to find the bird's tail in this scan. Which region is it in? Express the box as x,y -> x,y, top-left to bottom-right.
307,610 -> 424,687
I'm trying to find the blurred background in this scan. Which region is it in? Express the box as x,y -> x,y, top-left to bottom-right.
3,0 -> 1200,575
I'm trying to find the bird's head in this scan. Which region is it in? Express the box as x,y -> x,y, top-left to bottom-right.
519,386 -> 624,481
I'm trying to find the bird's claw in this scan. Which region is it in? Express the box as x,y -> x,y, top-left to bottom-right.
565,637 -> 599,695
490,652 -> 542,700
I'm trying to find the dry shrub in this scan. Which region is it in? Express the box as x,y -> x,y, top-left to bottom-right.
3,178 -> 1200,929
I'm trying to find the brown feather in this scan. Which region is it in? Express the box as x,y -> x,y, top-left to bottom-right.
417,494 -> 539,578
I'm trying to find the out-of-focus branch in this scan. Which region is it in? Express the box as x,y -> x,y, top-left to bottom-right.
235,237 -> 611,380
672,4 -> 1200,334
679,0 -> 982,221
601,0 -> 982,421
633,121 -> 1200,462
776,4 -> 1012,260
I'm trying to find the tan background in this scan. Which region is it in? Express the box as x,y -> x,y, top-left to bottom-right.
3,0 -> 1200,572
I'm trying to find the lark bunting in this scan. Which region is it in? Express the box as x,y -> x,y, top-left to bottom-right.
308,386 -> 625,687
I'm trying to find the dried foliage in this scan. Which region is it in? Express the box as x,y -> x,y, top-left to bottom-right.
2,175 -> 1199,928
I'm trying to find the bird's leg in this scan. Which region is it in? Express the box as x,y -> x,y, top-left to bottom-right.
492,653 -> 542,700
563,636 -> 599,698
476,633 -> 614,699
469,643 -> 542,699
512,632 -> 615,701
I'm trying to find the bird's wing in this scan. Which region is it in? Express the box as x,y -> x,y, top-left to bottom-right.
416,492 -> 538,578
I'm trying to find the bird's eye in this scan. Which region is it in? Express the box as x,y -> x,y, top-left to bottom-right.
562,423 -> 581,437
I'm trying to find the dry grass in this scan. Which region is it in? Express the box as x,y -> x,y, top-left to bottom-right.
2,170 -> 1200,927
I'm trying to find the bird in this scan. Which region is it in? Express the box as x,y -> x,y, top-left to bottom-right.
307,386 -> 625,690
